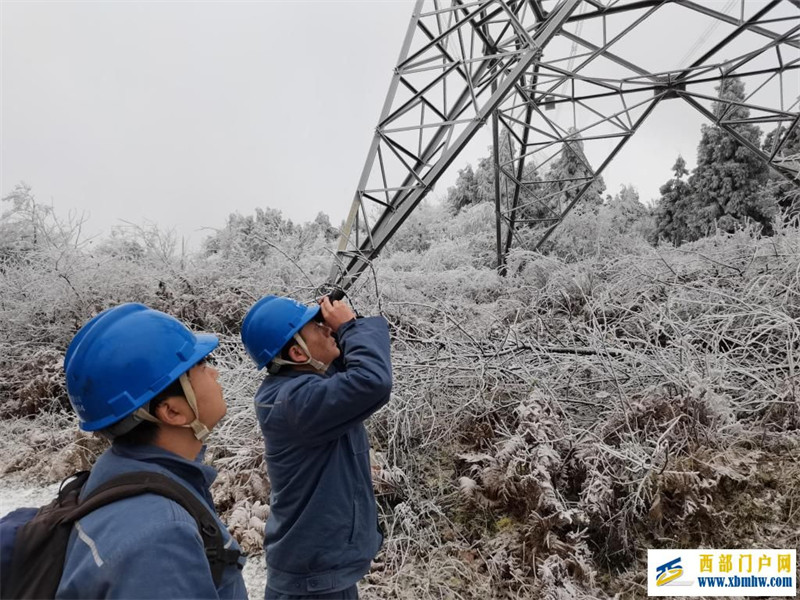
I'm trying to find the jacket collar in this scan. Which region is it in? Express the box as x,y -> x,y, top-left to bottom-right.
110,443 -> 217,505
269,362 -> 340,380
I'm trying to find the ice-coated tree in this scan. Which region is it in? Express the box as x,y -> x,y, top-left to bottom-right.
607,184 -> 649,234
446,163 -> 483,214
385,201 -> 443,254
0,183 -> 54,264
446,141 -> 511,215
654,156 -> 693,244
446,133 -> 597,230
544,131 -> 606,216
762,124 -> 800,218
686,77 -> 774,236
312,211 -> 339,242
203,207 -> 296,260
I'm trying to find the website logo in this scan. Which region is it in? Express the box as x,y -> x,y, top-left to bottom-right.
656,557 -> 683,586
648,549 -> 796,596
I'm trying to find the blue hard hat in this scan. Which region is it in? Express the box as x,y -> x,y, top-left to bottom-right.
240,295 -> 320,370
64,303 -> 218,431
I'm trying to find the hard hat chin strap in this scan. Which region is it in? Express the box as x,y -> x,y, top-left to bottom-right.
133,372 -> 211,442
178,373 -> 211,441
270,333 -> 328,373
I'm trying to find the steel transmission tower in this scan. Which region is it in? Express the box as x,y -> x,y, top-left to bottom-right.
328,0 -> 800,292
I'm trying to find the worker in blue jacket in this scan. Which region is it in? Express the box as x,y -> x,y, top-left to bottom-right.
57,303 -> 248,599
241,295 -> 392,600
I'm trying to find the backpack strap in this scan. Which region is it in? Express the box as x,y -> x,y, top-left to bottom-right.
57,471 -> 91,503
70,471 -> 242,587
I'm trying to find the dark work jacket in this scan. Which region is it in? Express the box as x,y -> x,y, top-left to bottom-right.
56,444 -> 247,599
254,316 -> 392,595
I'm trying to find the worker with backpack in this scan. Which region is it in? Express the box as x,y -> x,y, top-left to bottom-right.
0,303 -> 247,599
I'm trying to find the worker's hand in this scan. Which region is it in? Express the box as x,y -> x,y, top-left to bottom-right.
318,296 -> 355,333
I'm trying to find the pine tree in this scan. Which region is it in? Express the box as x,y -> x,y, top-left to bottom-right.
762,124 -> 800,218
446,137 -> 540,218
446,164 -> 481,214
608,184 -> 649,234
446,131 -> 605,227
655,156 -> 693,244
507,159 -> 546,225
545,132 -> 606,216
312,211 -> 339,242
687,77 -> 774,236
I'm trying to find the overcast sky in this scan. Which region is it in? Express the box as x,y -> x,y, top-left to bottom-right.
1,1 -> 766,247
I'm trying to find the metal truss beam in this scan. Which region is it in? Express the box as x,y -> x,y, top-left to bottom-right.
329,0 -> 800,293
329,0 -> 583,288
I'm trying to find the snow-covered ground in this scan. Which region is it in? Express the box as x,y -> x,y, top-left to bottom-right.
241,557 -> 267,598
0,477 -> 59,516
0,475 -> 266,598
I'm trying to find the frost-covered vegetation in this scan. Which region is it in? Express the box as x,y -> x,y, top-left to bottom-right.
2,78 -> 798,598
2,165 -> 799,599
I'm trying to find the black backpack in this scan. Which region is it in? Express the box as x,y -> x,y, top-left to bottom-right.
0,470 -> 242,600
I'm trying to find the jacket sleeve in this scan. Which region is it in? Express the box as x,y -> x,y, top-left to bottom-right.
282,316 -> 392,445
102,521 -> 220,599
